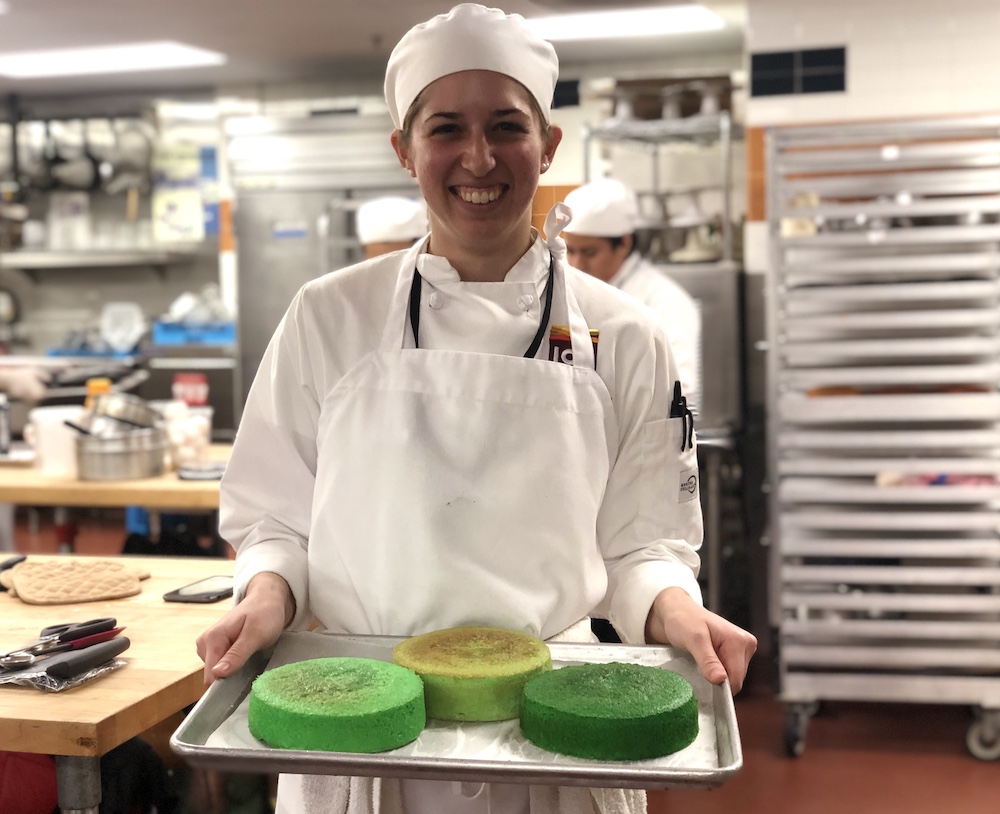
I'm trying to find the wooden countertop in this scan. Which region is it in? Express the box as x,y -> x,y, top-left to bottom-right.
0,554 -> 235,758
0,444 -> 231,509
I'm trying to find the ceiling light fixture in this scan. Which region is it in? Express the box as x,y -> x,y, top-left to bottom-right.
0,41 -> 226,79
526,4 -> 725,41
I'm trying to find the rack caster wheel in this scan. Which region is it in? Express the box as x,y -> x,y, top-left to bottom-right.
784,703 -> 815,758
966,714 -> 1000,761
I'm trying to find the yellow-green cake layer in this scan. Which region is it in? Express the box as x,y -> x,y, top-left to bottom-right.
520,662 -> 698,760
248,657 -> 425,753
391,626 -> 551,721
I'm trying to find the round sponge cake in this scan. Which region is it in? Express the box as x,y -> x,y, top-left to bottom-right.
392,626 -> 551,721
248,657 -> 425,753
520,662 -> 698,760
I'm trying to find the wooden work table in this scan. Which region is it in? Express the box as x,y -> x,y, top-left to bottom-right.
0,554 -> 236,814
0,444 -> 231,509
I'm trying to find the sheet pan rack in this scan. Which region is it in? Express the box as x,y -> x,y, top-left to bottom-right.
765,115 -> 1000,760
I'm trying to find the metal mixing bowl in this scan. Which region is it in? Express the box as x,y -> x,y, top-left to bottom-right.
75,426 -> 168,481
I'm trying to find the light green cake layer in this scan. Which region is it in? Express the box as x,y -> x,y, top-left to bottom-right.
520,662 -> 699,761
392,626 -> 551,722
248,657 -> 425,753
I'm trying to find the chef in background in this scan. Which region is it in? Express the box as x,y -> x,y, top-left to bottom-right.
562,178 -> 701,410
355,195 -> 428,259
0,366 -> 50,404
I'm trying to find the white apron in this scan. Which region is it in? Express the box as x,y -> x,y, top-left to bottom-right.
308,207 -> 615,641
277,208 -> 644,814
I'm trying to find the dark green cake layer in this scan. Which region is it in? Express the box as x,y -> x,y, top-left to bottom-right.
248,657 -> 425,753
520,662 -> 698,760
392,627 -> 551,722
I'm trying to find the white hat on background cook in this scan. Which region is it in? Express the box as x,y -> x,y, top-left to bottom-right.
562,178 -> 641,237
356,197 -> 428,245
384,3 -> 559,129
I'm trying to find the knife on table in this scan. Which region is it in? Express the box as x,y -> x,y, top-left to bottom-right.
41,636 -> 131,680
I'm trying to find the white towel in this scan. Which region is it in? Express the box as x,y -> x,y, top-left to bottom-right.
278,774 -> 644,814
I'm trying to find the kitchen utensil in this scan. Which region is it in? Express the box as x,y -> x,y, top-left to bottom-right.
39,635 -> 130,680
99,302 -> 146,354
0,553 -> 25,592
0,553 -> 25,571
75,425 -> 168,480
64,411 -> 136,439
0,626 -> 124,668
173,633 -> 742,790
50,121 -> 103,192
89,392 -> 160,429
0,617 -> 117,662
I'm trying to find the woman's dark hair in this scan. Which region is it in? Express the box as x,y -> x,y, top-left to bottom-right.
608,234 -> 638,256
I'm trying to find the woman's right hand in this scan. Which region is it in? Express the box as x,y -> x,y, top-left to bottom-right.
196,571 -> 295,685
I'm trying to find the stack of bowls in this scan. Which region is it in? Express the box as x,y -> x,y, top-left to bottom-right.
71,393 -> 168,481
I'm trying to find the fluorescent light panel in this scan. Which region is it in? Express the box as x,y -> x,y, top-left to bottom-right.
527,4 -> 725,41
0,41 -> 226,79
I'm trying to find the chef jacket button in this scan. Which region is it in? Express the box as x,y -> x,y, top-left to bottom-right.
428,292 -> 444,309
517,294 -> 535,312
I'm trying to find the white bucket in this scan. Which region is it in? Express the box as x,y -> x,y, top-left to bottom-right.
24,405 -> 86,478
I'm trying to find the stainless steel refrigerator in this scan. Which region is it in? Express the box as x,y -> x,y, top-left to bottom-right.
225,113 -> 418,410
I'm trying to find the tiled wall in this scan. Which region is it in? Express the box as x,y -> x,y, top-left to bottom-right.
746,0 -> 1000,127
744,0 -> 1000,244
531,185 -> 579,237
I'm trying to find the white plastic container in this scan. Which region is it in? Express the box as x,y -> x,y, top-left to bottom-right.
150,400 -> 213,468
24,405 -> 87,478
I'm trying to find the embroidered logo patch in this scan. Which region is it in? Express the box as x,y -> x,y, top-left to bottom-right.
678,469 -> 698,502
548,326 -> 599,366
549,325 -> 573,365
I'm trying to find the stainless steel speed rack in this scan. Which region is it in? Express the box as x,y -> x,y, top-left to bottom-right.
764,115 -> 1000,760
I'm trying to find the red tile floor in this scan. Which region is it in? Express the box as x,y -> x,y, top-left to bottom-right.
11,509 -> 1000,814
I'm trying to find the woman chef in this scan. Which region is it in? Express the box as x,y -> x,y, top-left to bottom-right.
197,4 -> 756,813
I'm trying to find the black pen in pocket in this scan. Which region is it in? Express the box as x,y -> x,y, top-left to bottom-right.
669,380 -> 694,451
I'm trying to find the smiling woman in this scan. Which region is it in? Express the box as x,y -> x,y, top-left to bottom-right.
195,5 -> 756,814
390,70 -> 562,280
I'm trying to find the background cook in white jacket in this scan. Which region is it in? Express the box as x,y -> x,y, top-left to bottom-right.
355,195 -> 427,259
197,4 -> 755,813
562,178 -> 702,411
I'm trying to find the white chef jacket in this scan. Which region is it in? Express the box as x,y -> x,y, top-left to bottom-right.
607,254 -> 701,413
220,234 -> 704,814
222,234 -> 702,639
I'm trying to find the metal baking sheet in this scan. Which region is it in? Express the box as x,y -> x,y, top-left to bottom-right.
171,631 -> 742,790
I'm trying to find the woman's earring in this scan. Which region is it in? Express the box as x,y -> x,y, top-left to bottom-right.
541,159 -> 550,171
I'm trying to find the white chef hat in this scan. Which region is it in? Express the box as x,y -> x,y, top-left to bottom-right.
356,196 -> 428,245
562,178 -> 641,237
384,3 -> 559,130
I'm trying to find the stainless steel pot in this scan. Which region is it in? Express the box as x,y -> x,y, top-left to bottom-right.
75,426 -> 168,481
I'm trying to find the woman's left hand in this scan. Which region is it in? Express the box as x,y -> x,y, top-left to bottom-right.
644,586 -> 758,694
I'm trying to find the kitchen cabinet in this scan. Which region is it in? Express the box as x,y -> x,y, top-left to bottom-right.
765,115 -> 1000,759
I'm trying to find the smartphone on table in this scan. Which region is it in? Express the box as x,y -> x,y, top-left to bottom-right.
163,575 -> 235,603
